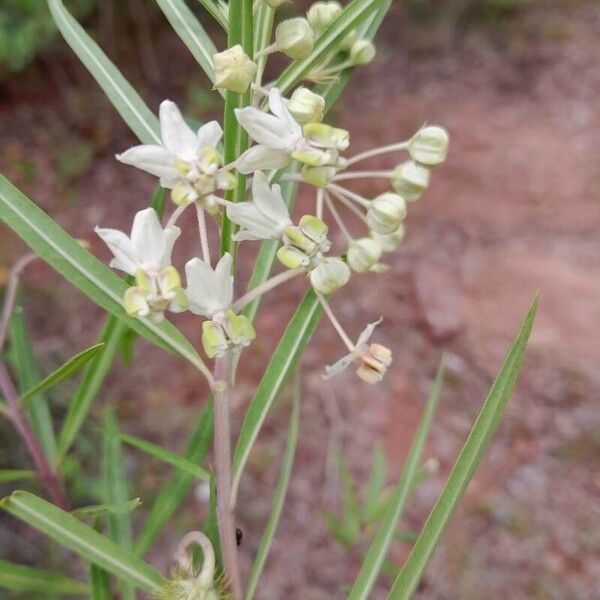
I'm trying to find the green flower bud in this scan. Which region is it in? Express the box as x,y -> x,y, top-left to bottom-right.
340,29 -> 358,52
275,18 -> 315,60
300,164 -> 337,187
277,245 -> 311,269
224,310 -> 256,348
347,237 -> 382,273
367,193 -> 407,235
391,160 -> 430,201
299,214 -> 330,249
409,125 -> 449,167
288,87 -> 325,124
350,39 -> 376,65
370,224 -> 405,252
310,257 -> 350,294
201,321 -> 229,359
306,1 -> 342,32
123,287 -> 150,318
303,122 -> 350,151
213,45 -> 257,94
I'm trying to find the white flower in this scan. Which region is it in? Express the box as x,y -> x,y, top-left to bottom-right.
324,319 -> 392,384
234,88 -> 303,173
185,253 -> 234,319
116,101 -> 231,203
226,171 -> 292,241
95,208 -> 180,276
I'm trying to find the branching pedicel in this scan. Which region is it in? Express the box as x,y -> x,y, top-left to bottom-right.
91,1 -> 448,596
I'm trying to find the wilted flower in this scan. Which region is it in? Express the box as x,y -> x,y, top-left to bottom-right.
213,45 -> 257,94
324,319 -> 392,384
226,171 -> 292,241
95,208 -> 186,321
117,101 -> 234,206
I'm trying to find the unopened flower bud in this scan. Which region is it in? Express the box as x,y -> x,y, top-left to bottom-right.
347,237 -> 382,273
213,45 -> 257,94
367,193 -> 407,235
310,257 -> 350,294
370,224 -> 405,252
277,245 -> 311,269
340,29 -> 358,51
409,125 -> 449,167
123,287 -> 150,318
303,122 -> 350,151
306,1 -> 342,32
201,321 -> 229,359
350,39 -> 376,65
275,18 -> 315,60
224,310 -> 256,348
391,160 -> 430,202
301,164 -> 336,187
288,87 -> 325,124
356,343 -> 392,384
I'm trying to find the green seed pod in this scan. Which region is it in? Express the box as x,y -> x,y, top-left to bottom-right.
367,193 -> 407,235
275,18 -> 315,60
347,237 -> 382,273
306,1 -> 342,32
310,257 -> 351,294
350,39 -> 376,65
288,87 -> 325,124
391,160 -> 430,202
212,45 -> 257,94
409,125 -> 449,167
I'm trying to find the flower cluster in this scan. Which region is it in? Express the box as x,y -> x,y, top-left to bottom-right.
95,0 -> 449,385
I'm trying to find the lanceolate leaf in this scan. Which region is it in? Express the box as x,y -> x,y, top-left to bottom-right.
0,175 -> 212,383
1,491 -> 165,593
0,470 -> 35,484
0,559 -> 88,595
72,498 -> 142,519
155,0 -> 222,91
349,363 -> 444,600
195,0 -> 228,31
20,343 -> 105,405
388,298 -> 537,599
89,564 -> 112,600
232,289 -> 322,500
47,0 -> 160,144
134,400 -> 214,556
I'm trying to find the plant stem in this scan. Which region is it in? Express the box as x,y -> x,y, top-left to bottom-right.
0,362 -> 68,509
233,268 -> 304,313
344,141 -> 409,167
195,203 -> 212,266
212,351 -> 242,599
332,170 -> 394,181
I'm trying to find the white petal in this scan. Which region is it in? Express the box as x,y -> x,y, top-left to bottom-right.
356,318 -> 383,349
232,230 -> 265,242
197,120 -> 223,148
130,208 -> 166,268
159,100 -> 199,161
226,202 -> 278,239
234,107 -> 297,150
323,353 -> 355,379
268,88 -> 302,139
214,253 -> 234,310
95,226 -> 138,275
236,145 -> 291,174
251,172 -> 291,227
117,145 -> 179,180
184,257 -> 221,317
161,225 -> 182,267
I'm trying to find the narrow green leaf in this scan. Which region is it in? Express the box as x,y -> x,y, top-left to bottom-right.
47,0 -> 160,144
57,187 -> 166,463
362,442 -> 386,524
195,0 -> 228,31
0,470 -> 35,484
134,400 -> 213,556
7,298 -> 57,462
89,563 -> 112,600
121,433 -> 210,481
1,491 -> 165,592
349,363 -> 443,600
155,0 -> 222,91
246,377 -> 301,600
232,289 -> 322,501
0,175 -> 211,383
220,0 -> 253,256
19,343 -> 105,405
274,0 -> 380,95
72,498 -> 142,519
253,3 -> 275,84
388,299 -> 538,599
0,559 -> 88,595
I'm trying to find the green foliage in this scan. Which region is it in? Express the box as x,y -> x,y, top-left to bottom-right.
0,558 -> 88,595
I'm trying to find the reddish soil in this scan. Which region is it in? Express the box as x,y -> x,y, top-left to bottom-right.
1,2 -> 599,599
